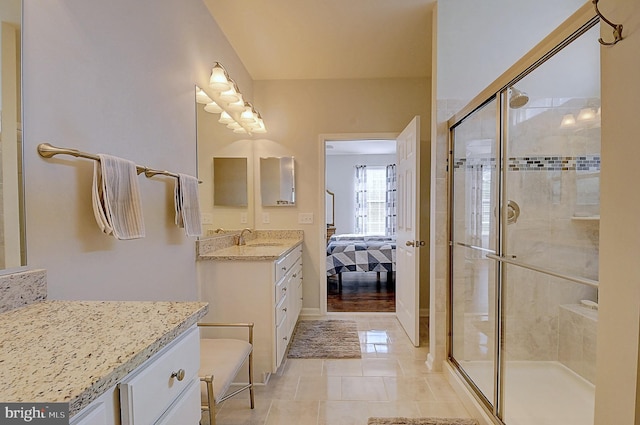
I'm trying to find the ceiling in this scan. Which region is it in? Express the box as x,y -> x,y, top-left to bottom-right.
203,0 -> 435,81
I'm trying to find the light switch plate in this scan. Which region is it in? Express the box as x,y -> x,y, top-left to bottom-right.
262,212 -> 270,224
240,212 -> 248,224
298,213 -> 313,224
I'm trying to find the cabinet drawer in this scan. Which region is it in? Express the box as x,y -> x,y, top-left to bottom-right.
275,275 -> 289,305
275,246 -> 302,283
154,379 -> 200,425
120,327 -> 200,425
275,319 -> 289,367
275,294 -> 288,326
70,402 -> 107,425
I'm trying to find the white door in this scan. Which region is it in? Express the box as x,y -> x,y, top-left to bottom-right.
395,116 -> 421,346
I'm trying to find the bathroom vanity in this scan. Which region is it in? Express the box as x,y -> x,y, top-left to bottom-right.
0,300 -> 208,424
197,230 -> 303,382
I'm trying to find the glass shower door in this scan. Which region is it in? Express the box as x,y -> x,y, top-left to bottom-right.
449,20 -> 601,425
500,23 -> 600,425
450,98 -> 498,407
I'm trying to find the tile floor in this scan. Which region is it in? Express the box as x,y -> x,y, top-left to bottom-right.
204,315 -> 472,425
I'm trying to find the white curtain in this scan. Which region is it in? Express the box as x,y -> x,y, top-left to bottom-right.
354,165 -> 367,233
385,164 -> 397,236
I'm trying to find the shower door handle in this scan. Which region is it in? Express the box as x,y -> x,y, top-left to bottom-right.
485,254 -> 599,288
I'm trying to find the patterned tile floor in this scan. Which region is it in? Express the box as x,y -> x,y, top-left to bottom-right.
204,315 -> 472,425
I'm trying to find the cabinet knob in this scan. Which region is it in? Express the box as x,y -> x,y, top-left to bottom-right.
292,273 -> 297,277
283,336 -> 288,341
171,369 -> 186,381
283,287 -> 287,292
283,307 -> 287,312
282,266 -> 287,271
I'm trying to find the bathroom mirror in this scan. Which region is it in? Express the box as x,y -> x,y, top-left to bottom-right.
260,157 -> 295,206
213,157 -> 248,206
326,190 -> 334,226
0,0 -> 25,270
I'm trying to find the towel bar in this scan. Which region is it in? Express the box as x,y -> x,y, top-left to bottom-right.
37,143 -> 201,183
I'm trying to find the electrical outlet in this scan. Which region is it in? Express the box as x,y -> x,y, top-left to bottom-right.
240,212 -> 248,224
201,213 -> 213,225
298,213 -> 313,224
262,212 -> 270,224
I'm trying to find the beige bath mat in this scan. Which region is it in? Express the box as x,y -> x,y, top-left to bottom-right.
367,418 -> 478,425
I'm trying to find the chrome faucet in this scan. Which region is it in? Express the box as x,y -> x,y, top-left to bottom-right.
236,228 -> 253,246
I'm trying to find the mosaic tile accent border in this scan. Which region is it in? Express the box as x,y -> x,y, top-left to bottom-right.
454,155 -> 600,172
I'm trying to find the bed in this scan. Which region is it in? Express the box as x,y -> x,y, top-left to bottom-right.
325,234 -> 396,285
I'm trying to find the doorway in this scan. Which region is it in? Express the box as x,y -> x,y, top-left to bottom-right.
323,137 -> 397,313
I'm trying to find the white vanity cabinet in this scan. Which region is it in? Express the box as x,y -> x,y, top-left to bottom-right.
70,326 -> 201,425
198,243 -> 303,382
119,326 -> 201,425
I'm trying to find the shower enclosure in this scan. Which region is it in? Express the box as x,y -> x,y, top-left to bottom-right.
448,19 -> 600,425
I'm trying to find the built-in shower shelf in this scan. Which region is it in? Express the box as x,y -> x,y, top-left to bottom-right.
571,215 -> 600,221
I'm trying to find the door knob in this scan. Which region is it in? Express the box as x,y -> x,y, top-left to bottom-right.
406,240 -> 415,247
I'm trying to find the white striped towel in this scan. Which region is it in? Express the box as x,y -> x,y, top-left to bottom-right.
92,154 -> 145,240
175,173 -> 202,237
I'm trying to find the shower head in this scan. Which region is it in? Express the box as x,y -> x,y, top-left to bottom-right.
509,87 -> 529,109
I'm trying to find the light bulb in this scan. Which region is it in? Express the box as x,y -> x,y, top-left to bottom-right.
560,114 -> 576,128
204,101 -> 223,114
577,108 -> 596,121
241,105 -> 257,123
219,81 -> 240,104
209,64 -> 231,92
227,94 -> 245,112
218,111 -> 234,124
195,87 -> 212,104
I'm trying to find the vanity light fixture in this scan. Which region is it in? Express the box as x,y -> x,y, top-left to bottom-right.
197,62 -> 267,135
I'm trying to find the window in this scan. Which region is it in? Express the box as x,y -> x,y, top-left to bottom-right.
353,166 -> 386,234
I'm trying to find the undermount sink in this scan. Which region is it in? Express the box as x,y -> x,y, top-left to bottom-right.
245,242 -> 285,247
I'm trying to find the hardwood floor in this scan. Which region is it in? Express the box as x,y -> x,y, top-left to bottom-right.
327,271 -> 395,312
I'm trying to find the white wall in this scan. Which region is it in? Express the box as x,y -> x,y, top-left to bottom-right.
22,0 -> 251,301
326,153 -> 396,235
438,0 -> 588,101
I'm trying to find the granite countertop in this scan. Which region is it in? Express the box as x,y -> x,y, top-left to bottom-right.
197,230 -> 303,261
198,238 -> 302,261
0,300 -> 208,417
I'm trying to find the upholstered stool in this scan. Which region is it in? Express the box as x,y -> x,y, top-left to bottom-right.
198,322 -> 254,425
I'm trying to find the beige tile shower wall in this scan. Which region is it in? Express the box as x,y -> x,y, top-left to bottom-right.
502,97 -> 600,361
559,304 -> 597,383
507,97 -> 601,280
502,268 -> 597,362
0,269 -> 46,313
430,99 -> 466,370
